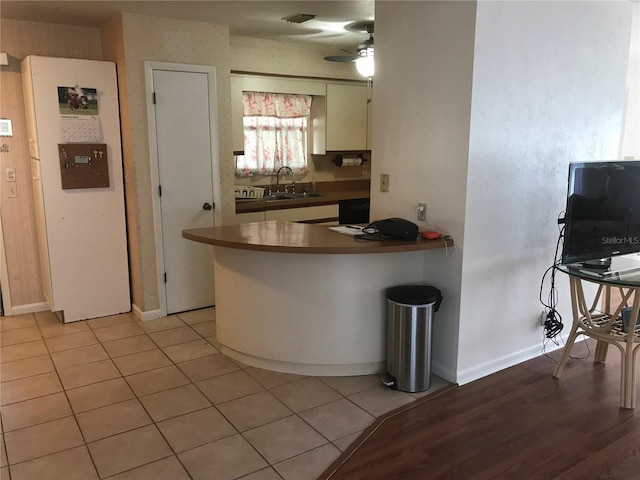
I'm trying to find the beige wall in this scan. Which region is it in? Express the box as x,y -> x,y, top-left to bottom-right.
100,14 -> 143,315
0,19 -> 102,311
231,36 -> 363,80
101,13 -> 233,315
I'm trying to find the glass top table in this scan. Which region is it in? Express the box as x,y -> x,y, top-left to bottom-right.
558,253 -> 640,288
554,254 -> 640,409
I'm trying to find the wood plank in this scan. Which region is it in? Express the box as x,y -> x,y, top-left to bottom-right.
322,340 -> 640,480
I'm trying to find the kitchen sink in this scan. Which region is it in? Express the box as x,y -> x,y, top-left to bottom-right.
289,192 -> 325,199
261,192 -> 325,201
262,193 -> 293,201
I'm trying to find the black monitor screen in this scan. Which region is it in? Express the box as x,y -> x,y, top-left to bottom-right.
562,161 -> 640,265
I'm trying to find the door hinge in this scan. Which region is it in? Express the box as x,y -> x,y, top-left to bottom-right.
152,92 -> 156,105
164,272 -> 167,283
159,185 -> 162,197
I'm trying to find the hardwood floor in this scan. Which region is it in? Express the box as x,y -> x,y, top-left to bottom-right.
321,340 -> 640,480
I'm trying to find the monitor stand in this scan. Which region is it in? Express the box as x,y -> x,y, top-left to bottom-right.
581,258 -> 611,270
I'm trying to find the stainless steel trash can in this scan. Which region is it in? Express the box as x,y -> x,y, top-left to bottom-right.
385,285 -> 443,393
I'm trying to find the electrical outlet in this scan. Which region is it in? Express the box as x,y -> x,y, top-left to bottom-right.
540,310 -> 547,326
6,168 -> 16,182
380,174 -> 389,192
8,184 -> 18,198
417,203 -> 427,221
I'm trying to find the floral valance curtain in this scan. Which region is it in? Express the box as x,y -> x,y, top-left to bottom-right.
242,91 -> 312,118
236,92 -> 312,177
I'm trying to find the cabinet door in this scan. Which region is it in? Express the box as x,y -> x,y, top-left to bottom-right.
265,205 -> 339,223
326,84 -> 369,151
235,211 -> 266,223
230,75 -> 244,153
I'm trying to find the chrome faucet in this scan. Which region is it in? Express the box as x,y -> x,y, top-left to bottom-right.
275,166 -> 295,193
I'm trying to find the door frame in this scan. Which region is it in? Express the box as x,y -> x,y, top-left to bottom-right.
0,210 -> 12,316
144,61 -> 222,318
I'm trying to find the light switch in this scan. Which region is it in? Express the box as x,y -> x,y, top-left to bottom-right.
8,184 -> 18,197
6,167 -> 16,182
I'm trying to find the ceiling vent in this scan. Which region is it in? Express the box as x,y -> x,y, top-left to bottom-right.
282,13 -> 316,24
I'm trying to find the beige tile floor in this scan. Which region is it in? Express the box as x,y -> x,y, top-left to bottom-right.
0,308 -> 449,480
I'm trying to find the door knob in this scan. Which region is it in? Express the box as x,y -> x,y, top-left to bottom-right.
203,202 -> 213,211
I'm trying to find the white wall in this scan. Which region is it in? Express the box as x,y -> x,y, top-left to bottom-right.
621,1 -> 639,159
373,0 -> 633,383
457,0 -> 632,383
372,1 -> 478,381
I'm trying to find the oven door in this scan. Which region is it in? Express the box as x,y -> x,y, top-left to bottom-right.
339,198 -> 370,224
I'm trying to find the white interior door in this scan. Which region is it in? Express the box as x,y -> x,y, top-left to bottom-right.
152,69 -> 215,314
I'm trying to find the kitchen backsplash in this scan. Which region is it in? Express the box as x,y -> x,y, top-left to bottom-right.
234,151 -> 371,187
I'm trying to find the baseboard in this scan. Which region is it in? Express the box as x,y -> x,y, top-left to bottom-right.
432,361 -> 457,384
132,304 -> 164,321
9,302 -> 49,316
455,333 -> 574,385
221,345 -> 386,377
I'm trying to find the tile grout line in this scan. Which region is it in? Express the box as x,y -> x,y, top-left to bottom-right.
141,316 -> 343,478
6,311 -> 104,479
100,328 -> 197,480
2,309 -> 416,480
150,325 -> 276,479
2,314 -> 191,479
110,315 -> 238,480
36,311 -> 98,477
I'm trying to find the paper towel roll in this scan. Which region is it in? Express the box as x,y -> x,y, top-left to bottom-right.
335,155 -> 364,167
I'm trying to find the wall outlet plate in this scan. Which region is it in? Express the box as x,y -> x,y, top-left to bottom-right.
417,202 -> 426,221
380,174 -> 389,192
6,167 -> 16,182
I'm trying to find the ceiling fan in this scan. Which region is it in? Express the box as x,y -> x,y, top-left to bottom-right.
324,22 -> 374,77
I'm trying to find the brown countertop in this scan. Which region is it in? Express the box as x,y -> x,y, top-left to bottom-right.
183,221 -> 453,254
235,189 -> 370,213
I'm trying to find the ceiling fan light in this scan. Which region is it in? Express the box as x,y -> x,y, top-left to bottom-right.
355,49 -> 374,77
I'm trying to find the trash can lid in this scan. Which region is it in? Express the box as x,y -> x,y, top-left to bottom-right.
387,285 -> 442,306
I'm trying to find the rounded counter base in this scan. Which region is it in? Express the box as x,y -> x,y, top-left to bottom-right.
221,345 -> 386,377
214,246 -> 426,376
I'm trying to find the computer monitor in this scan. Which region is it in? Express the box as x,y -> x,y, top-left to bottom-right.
562,160 -> 640,267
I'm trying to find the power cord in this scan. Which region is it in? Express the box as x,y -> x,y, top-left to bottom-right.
440,235 -> 452,257
539,221 -> 564,343
540,213 -> 591,363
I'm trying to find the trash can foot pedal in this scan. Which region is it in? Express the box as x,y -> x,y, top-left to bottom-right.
380,373 -> 397,389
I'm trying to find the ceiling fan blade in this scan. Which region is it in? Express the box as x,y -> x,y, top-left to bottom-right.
324,54 -> 359,63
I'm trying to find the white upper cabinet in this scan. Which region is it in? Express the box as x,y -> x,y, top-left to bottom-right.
231,75 -> 244,153
325,83 -> 369,152
231,74 -> 371,155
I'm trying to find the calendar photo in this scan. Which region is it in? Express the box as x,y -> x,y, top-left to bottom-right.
57,86 -> 98,115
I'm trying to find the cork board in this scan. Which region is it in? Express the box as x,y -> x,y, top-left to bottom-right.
58,143 -> 109,189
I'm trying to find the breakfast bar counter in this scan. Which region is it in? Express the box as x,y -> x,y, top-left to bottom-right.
183,222 -> 453,376
183,220 -> 452,254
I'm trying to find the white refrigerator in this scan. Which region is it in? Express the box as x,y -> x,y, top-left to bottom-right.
22,55 -> 130,322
